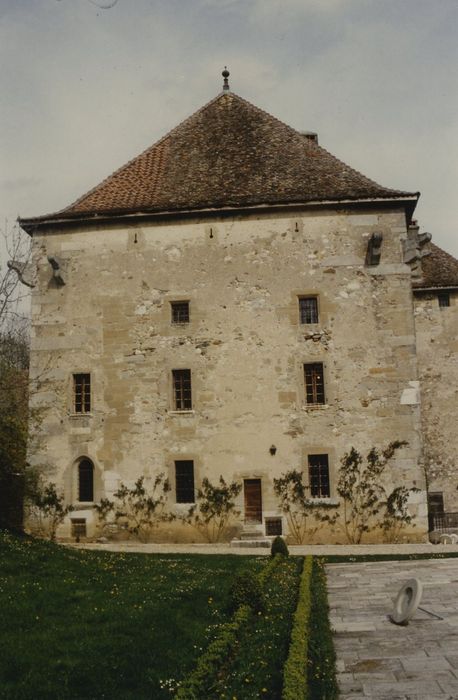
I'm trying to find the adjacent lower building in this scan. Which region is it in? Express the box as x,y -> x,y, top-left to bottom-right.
413,244 -> 458,531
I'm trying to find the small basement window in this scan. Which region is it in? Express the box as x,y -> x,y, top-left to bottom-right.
304,363 -> 325,405
171,301 -> 190,324
175,460 -> 195,503
265,517 -> 283,536
308,454 -> 330,498
71,519 -> 87,539
299,297 -> 319,324
172,369 -> 192,410
73,373 -> 91,413
438,292 -> 450,308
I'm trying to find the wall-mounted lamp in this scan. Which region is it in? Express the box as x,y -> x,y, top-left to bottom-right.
269,445 -> 277,456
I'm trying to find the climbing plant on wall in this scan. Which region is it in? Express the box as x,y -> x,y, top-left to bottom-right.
94,475 -> 174,542
185,476 -> 242,543
273,470 -> 338,544
336,441 -> 418,543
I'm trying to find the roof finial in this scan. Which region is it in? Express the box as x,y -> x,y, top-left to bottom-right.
222,66 -> 230,91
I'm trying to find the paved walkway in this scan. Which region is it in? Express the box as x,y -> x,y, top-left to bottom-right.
326,558 -> 458,699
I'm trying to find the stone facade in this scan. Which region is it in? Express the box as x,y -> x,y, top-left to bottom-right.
414,289 -> 458,513
27,207 -> 428,541
22,84 -> 454,543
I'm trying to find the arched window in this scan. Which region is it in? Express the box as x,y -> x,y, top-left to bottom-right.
78,459 -> 94,502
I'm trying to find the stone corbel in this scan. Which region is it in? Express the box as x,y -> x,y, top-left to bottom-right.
47,255 -> 66,286
365,232 -> 383,266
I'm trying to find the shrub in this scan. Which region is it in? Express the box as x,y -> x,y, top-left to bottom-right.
26,481 -> 73,541
228,570 -> 265,614
282,556 -> 313,700
271,535 -> 289,557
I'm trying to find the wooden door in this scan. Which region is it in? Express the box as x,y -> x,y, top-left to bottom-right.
244,479 -> 262,523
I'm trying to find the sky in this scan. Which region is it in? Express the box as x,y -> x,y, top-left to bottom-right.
1,0 -> 457,260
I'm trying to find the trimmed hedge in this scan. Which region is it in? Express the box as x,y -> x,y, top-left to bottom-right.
282,555 -> 313,700
214,555 -> 302,699
177,555 -> 283,698
308,558 -> 338,699
258,551 -> 283,586
282,556 -> 338,700
175,604 -> 251,699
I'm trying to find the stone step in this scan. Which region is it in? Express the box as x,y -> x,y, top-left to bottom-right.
240,530 -> 263,540
231,538 -> 271,548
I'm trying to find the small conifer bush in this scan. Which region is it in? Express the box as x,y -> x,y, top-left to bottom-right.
271,535 -> 289,557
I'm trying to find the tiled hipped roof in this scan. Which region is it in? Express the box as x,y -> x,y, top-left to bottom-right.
21,91 -> 416,225
414,243 -> 458,290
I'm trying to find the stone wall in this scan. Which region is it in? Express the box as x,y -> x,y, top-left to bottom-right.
414,290 -> 458,512
27,207 -> 428,541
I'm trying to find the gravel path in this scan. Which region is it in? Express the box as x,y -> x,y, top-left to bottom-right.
67,541 -> 458,556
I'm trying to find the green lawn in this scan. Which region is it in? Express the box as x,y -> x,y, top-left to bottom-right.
0,532 -> 267,699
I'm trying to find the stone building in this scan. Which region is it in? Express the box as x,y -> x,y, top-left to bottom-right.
413,244 -> 458,529
20,75 -> 455,543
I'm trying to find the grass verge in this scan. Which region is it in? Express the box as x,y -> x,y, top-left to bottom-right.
0,531 -> 264,699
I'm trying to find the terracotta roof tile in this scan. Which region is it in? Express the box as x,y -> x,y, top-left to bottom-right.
21,91 -> 417,225
414,243 -> 458,289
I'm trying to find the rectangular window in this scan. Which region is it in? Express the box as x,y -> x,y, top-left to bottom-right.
175,460 -> 195,503
299,297 -> 319,324
438,292 -> 450,308
73,373 -> 91,413
171,301 -> 190,324
304,363 -> 325,405
308,454 -> 330,498
265,517 -> 283,536
172,369 -> 192,410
